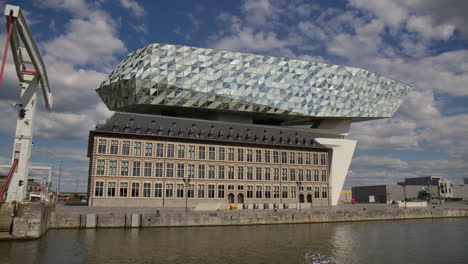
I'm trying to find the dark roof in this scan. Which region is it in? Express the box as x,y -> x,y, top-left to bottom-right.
92,112 -> 330,150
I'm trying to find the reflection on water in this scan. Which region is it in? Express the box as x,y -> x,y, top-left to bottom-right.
1,218 -> 467,264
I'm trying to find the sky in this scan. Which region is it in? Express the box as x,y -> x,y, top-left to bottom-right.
0,0 -> 467,192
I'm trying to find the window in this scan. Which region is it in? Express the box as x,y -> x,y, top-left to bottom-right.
188,164 -> 195,178
132,162 -> 141,176
177,145 -> 185,158
264,168 -> 271,181
291,186 -> 296,198
145,143 -> 153,156
122,141 -> 130,155
247,150 -> 253,162
321,170 -> 327,182
120,161 -> 129,176
95,181 -> 104,196
218,185 -> 225,198
282,186 -> 288,198
119,182 -> 128,197
208,184 -> 215,198
188,146 -> 195,159
313,153 -> 319,165
314,187 -> 320,198
305,153 -> 311,165
306,169 -> 312,182
247,167 -> 253,180
237,149 -> 244,161
143,162 -> 152,177
166,184 -> 173,197
321,154 -> 327,165
143,183 -> 151,197
298,153 -> 303,164
247,185 -> 253,198
218,147 -> 225,160
307,186 -> 312,192
154,183 -> 162,197
198,146 -> 205,159
265,186 -> 271,198
273,151 -> 279,163
96,160 -> 105,175
228,148 -> 234,161
298,169 -> 304,181
255,167 -> 262,180
281,152 -> 287,163
314,170 -> 319,181
290,169 -> 296,181
131,183 -> 140,197
155,163 -> 163,177
255,150 -> 262,162
281,168 -> 287,181
177,164 -> 185,178
290,152 -> 295,164
264,151 -> 270,163
109,160 -> 117,176
110,140 -> 118,154
98,139 -> 106,154
167,144 -> 175,157
274,186 -> 280,198
198,165 -> 205,179
188,184 -> 194,198
238,185 -> 244,191
218,166 -> 225,179
228,166 -> 234,179
107,182 -> 116,197
134,142 -> 141,156
177,184 -> 184,198
156,143 -> 164,157
228,185 -> 235,190
208,166 -> 215,179
322,187 -> 328,198
273,168 -> 279,181
237,167 -> 244,180
256,186 -> 262,198
209,147 -> 215,160
198,184 -> 205,198
166,163 -> 174,177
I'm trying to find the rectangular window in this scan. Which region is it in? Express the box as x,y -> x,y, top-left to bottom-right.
218,147 -> 225,160
145,143 -> 153,156
321,170 -> 327,182
228,166 -> 234,179
188,184 -> 194,198
98,139 -> 106,154
237,167 -> 244,180
188,164 -> 195,178
313,153 -> 319,165
209,147 -> 215,160
264,151 -> 270,163
166,184 -> 173,197
290,152 -> 295,164
108,160 -> 117,176
290,169 -> 296,181
305,153 -> 311,165
314,170 -> 320,181
321,154 -> 327,165
298,169 -> 304,182
95,181 -> 104,196
237,149 -> 244,161
154,183 -> 162,197
255,167 -> 262,181
134,142 -> 141,156
177,145 -> 185,158
132,161 -> 141,176
281,168 -> 287,181
198,184 -> 205,198
121,141 -> 130,156
247,167 -> 253,180
107,182 -> 116,197
265,168 -> 271,181
177,184 -> 184,198
291,186 -> 297,198
273,151 -> 279,163
110,140 -> 118,154
306,169 -> 312,181
315,187 -> 320,198
167,144 -> 175,158
156,143 -> 164,157
218,185 -> 225,198
119,182 -> 128,197
322,187 -> 328,198
166,163 -> 174,177
131,183 -> 140,197
208,184 -> 215,198
247,185 -> 253,198
218,166 -> 225,179
188,146 -> 195,159
198,164 -> 205,179
238,185 -> 244,191
198,146 -> 205,160
143,183 -> 151,197
247,150 -> 253,162
265,186 -> 271,198
274,186 -> 279,198
255,150 -> 262,162
281,152 -> 287,163
177,164 -> 185,178
208,166 -> 215,179
228,185 -> 235,190
139,162 -> 150,177
120,161 -> 129,176
282,186 -> 288,198
96,160 -> 105,175
298,153 -> 303,164
256,186 -> 262,198
228,148 -> 234,161
155,163 -> 163,177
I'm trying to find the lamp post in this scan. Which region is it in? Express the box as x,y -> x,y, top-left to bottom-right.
182,177 -> 191,213
398,182 -> 407,209
296,180 -> 302,211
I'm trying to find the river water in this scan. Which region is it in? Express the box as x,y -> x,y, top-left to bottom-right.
1,218 -> 467,264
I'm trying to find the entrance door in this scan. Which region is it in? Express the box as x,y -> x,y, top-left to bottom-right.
307,194 -> 312,203
299,194 -> 305,203
237,193 -> 244,203
228,193 -> 235,203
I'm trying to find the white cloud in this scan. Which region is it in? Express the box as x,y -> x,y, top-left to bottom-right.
120,0 -> 146,17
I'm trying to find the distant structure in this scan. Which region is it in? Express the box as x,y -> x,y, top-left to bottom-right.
87,43 -> 411,208
464,178 -> 468,184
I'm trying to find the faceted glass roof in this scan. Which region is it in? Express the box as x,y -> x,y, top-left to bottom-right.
97,43 -> 412,121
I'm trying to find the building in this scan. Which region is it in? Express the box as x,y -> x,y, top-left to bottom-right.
464,178 -> 468,184
398,176 -> 454,198
87,43 -> 411,208
453,184 -> 468,201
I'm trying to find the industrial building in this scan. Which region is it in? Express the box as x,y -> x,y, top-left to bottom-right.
87,43 -> 411,208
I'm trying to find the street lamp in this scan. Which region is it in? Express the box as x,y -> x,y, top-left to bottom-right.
182,177 -> 191,213
296,181 -> 302,211
398,182 -> 407,209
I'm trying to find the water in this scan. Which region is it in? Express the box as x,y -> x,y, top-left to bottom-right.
1,218 -> 467,264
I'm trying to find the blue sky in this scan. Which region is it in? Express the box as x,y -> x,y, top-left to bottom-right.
0,0 -> 467,192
